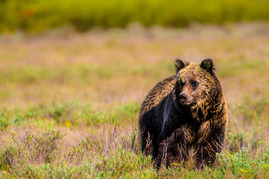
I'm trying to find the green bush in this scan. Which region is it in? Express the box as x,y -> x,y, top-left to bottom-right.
0,130 -> 63,170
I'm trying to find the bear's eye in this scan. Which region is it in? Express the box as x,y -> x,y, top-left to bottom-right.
190,81 -> 198,89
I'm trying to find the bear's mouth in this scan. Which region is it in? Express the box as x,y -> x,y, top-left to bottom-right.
178,96 -> 196,107
179,100 -> 196,108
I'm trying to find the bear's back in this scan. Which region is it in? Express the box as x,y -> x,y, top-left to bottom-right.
139,75 -> 176,118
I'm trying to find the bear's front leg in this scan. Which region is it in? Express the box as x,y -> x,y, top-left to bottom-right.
194,124 -> 225,170
156,127 -> 192,168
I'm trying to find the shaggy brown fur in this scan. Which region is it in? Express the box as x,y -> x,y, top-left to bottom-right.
139,59 -> 228,169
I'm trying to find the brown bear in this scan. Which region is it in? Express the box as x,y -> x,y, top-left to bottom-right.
139,59 -> 228,169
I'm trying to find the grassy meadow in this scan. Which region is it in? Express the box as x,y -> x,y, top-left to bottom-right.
0,23 -> 269,178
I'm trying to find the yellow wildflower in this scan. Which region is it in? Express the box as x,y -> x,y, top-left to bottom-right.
65,121 -> 71,127
171,163 -> 180,167
263,164 -> 269,168
240,169 -> 247,173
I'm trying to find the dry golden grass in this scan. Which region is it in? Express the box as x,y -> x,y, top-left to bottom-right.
0,23 -> 268,107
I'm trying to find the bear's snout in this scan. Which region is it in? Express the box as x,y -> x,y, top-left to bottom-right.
178,94 -> 187,103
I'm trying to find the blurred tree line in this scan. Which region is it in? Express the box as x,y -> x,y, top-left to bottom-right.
1,0 -> 269,33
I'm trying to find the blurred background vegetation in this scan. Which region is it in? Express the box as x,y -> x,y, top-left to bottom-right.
1,0 -> 269,33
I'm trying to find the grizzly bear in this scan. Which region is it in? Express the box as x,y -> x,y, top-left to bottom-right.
139,59 -> 228,169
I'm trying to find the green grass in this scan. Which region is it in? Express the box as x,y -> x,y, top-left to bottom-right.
1,0 -> 269,33
0,84 -> 268,178
0,97 -> 268,178
0,102 -> 140,131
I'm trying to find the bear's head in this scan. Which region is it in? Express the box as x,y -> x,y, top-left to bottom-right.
173,59 -> 222,120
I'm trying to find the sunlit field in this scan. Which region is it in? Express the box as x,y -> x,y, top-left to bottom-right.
0,23 -> 268,178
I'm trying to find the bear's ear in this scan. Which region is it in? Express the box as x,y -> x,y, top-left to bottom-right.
200,59 -> 214,74
174,59 -> 186,73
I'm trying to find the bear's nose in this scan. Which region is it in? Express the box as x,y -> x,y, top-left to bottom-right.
178,94 -> 187,103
